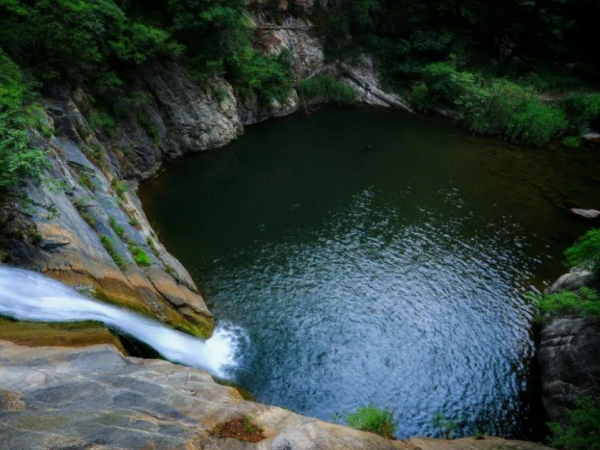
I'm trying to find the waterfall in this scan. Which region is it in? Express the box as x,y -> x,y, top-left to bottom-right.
0,266 -> 241,378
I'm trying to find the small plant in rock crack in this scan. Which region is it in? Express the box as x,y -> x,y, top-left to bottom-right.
346,405 -> 396,439
432,412 -> 458,440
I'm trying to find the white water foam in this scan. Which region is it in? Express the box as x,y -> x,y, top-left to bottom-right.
0,265 -> 243,378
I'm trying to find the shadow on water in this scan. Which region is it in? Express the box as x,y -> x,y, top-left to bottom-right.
140,106 -> 600,439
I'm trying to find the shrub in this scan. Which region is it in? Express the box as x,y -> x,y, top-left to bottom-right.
111,179 -> 128,199
0,51 -> 47,190
432,412 -> 458,439
108,216 -> 126,241
422,60 -> 478,106
131,247 -> 152,267
88,110 -> 116,136
562,136 -> 582,149
565,229 -> 600,274
137,113 -> 161,147
408,82 -> 431,110
460,81 -> 567,147
346,405 -> 396,439
230,48 -> 295,104
421,60 -> 567,146
79,173 -> 98,192
146,237 -> 160,258
100,235 -> 124,268
534,288 -> 600,321
299,75 -> 358,105
548,397 -> 600,450
562,93 -> 600,135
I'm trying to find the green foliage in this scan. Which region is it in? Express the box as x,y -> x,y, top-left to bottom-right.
79,173 -> 98,192
320,0 -> 600,80
108,216 -> 125,241
0,50 -> 47,190
137,113 -> 161,147
111,179 -> 128,200
131,247 -> 152,267
422,60 -> 478,106
228,48 -> 295,104
0,0 -> 181,91
421,60 -> 567,146
346,405 -> 396,439
432,412 -> 458,439
299,75 -> 357,105
533,288 -> 600,321
407,83 -> 431,110
562,136 -> 582,149
548,397 -> 600,450
562,93 -> 600,135
565,229 -> 600,274
146,237 -> 160,258
88,110 -> 116,136
462,81 -> 567,147
100,234 -> 124,268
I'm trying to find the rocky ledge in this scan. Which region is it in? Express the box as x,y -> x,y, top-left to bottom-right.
0,341 -> 553,450
539,316 -> 600,423
538,269 -> 600,423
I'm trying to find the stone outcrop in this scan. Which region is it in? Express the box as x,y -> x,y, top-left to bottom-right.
539,270 -> 600,423
0,341 -> 554,450
546,267 -> 596,294
570,208 -> 600,220
538,316 -> 600,422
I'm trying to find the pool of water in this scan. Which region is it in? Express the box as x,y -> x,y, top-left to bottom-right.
140,107 -> 600,439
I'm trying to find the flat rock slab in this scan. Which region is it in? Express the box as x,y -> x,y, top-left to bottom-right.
571,208 -> 600,219
0,342 -> 554,450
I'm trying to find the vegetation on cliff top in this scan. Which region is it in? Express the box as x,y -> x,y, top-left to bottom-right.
318,0 -> 600,147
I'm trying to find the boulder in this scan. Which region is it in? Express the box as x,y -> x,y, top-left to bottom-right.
546,267 -> 596,294
571,208 -> 600,219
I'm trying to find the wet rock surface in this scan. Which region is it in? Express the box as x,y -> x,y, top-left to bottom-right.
0,342 -> 554,450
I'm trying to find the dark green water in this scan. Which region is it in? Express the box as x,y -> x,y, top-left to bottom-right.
140,107 -> 600,439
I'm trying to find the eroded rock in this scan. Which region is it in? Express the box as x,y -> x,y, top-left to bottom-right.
538,316 -> 600,423
0,342 -> 554,450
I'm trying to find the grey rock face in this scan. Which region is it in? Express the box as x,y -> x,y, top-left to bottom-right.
0,98 -> 213,336
0,342 -> 555,450
538,316 -> 600,423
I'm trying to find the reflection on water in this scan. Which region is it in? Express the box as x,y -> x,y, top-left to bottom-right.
140,107 -> 600,438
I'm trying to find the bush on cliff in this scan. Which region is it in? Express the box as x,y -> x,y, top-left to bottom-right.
561,93 -> 600,135
0,51 -> 47,190
534,288 -> 600,321
548,397 -> 600,450
299,75 -> 358,105
415,60 -> 567,147
346,405 -> 396,439
565,229 -> 600,275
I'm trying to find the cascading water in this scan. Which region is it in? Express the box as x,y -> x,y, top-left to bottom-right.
0,265 -> 242,378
